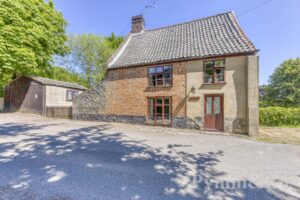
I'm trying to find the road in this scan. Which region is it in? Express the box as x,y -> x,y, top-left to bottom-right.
0,113 -> 299,200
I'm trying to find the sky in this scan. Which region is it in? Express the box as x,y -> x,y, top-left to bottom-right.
53,0 -> 300,85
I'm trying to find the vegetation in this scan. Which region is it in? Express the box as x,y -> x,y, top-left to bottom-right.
261,58 -> 300,107
0,0 -> 123,96
260,107 -> 300,127
58,33 -> 123,87
0,0 -> 68,93
48,67 -> 89,88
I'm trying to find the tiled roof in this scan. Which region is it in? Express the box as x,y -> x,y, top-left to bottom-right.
108,11 -> 257,69
29,76 -> 86,90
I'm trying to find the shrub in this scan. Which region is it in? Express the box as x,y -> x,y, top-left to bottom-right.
260,107 -> 300,127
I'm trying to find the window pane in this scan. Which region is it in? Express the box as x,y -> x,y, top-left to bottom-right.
157,74 -> 163,86
148,98 -> 155,123
204,62 -> 214,83
149,74 -> 156,86
215,68 -> 225,82
215,60 -> 225,67
156,105 -> 163,123
156,98 -> 163,105
214,97 -> 221,114
149,67 -> 156,74
156,67 -> 164,73
204,75 -> 214,83
206,97 -> 212,114
164,72 -> 171,79
164,98 -> 170,105
148,98 -> 154,105
204,61 -> 214,68
164,79 -> 171,86
164,106 -> 170,115
164,66 -> 172,73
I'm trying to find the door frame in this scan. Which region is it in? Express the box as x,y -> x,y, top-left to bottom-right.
204,94 -> 224,131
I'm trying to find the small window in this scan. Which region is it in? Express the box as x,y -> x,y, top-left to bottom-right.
66,90 -> 79,101
204,59 -> 225,84
148,66 -> 172,86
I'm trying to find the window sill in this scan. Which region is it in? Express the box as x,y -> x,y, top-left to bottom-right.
202,82 -> 226,85
147,85 -> 173,88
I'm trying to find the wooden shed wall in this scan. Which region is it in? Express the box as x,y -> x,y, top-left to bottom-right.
4,77 -> 44,114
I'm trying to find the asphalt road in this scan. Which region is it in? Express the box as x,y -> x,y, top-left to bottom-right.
0,113 -> 299,200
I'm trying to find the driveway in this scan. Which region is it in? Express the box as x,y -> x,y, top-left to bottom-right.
0,113 -> 299,200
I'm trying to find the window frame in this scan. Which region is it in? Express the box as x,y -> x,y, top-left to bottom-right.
66,90 -> 79,101
147,65 -> 173,87
203,59 -> 226,84
147,96 -> 172,125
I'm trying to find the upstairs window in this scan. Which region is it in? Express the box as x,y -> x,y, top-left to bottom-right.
66,90 -> 79,101
148,66 -> 172,86
203,59 -> 225,84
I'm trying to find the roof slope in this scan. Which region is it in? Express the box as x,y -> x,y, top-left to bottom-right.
108,11 -> 257,69
29,76 -> 86,90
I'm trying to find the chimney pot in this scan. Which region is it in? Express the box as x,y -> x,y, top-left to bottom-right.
131,15 -> 144,33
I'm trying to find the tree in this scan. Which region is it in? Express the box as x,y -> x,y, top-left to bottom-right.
0,0 -> 68,93
58,33 -> 123,87
262,58 -> 300,107
49,66 -> 89,88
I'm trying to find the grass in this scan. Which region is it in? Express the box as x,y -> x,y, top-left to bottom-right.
255,127 -> 300,145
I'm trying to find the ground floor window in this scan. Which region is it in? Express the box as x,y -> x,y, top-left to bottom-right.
147,97 -> 172,125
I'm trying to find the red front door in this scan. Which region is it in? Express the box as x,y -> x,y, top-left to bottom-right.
205,95 -> 223,131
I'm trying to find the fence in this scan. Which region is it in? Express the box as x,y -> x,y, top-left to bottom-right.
45,106 -> 73,119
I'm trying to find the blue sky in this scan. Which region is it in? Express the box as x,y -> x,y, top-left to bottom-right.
53,0 -> 300,85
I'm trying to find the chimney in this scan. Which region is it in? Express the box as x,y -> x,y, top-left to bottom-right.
131,15 -> 144,33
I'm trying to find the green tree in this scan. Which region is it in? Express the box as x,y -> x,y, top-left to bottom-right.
262,58 -> 300,107
59,33 -> 123,87
0,0 -> 68,93
49,66 -> 89,88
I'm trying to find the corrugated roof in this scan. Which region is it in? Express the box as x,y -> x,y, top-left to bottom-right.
108,11 -> 257,69
28,76 -> 86,90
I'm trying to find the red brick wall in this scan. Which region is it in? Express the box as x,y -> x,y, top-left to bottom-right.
105,62 -> 187,118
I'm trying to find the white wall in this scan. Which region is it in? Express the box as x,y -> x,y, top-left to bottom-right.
0,98 -> 3,111
45,86 -> 83,107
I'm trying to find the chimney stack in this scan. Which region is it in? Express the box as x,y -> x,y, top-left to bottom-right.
131,15 -> 144,33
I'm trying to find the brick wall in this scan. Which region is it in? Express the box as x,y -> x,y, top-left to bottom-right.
106,62 -> 186,117
73,61 -> 187,127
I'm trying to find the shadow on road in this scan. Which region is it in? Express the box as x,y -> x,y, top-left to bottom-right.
0,122 -> 294,199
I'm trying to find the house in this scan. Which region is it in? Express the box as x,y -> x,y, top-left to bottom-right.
73,11 -> 259,136
4,76 -> 86,116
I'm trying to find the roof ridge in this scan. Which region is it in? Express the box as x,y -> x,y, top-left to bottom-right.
29,76 -> 80,85
143,11 -> 234,33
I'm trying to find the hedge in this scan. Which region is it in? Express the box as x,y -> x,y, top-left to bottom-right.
260,107 -> 300,127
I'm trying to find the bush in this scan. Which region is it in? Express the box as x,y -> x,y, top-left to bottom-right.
260,107 -> 300,127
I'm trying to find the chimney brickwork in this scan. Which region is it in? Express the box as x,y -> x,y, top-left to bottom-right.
131,15 -> 144,33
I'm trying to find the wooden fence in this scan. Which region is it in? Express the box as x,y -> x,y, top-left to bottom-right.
45,106 -> 72,119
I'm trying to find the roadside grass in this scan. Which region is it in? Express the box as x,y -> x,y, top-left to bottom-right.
255,127 -> 300,145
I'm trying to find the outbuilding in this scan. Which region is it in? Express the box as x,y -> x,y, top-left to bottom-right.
4,76 -> 86,116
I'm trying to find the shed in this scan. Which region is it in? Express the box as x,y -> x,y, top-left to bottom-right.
4,76 -> 86,116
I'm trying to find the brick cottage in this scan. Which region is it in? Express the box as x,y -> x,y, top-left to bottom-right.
73,11 -> 259,136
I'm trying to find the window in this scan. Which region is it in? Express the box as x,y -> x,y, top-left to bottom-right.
203,59 -> 225,84
148,66 -> 172,86
66,90 -> 79,101
147,97 -> 172,125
